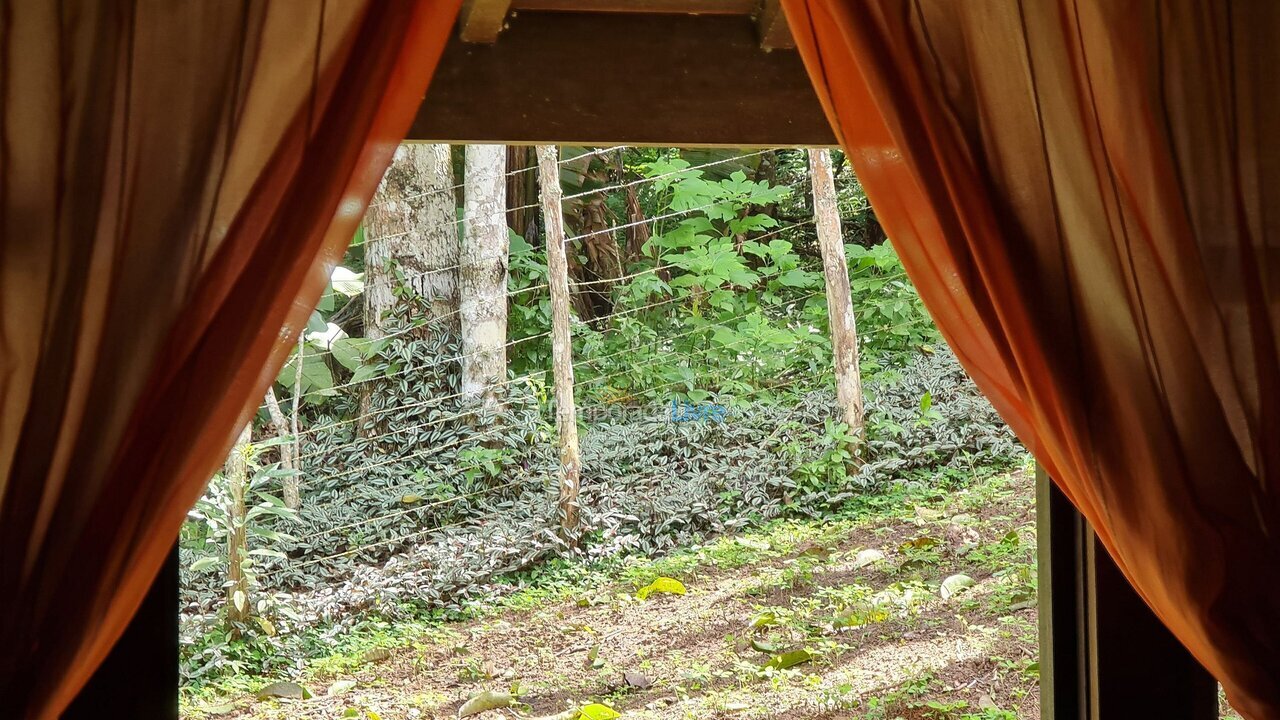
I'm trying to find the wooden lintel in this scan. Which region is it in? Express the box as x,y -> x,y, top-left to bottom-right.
755,0 -> 795,50
510,0 -> 755,13
459,0 -> 514,43
412,12 -> 836,147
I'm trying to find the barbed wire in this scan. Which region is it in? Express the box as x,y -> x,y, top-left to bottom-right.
270,280 -> 917,461
364,145 -> 630,212
364,146 -> 774,217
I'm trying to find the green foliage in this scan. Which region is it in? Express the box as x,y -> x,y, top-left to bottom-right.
181,439 -> 301,676
504,150 -> 937,407
506,232 -> 553,378
274,266 -> 375,405
556,156 -> 834,405
845,242 -> 939,365
181,147 -> 1021,697
791,419 -> 858,494
183,438 -> 298,589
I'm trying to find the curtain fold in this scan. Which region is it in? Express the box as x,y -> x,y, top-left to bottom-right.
0,1 -> 460,716
780,0 -> 1280,716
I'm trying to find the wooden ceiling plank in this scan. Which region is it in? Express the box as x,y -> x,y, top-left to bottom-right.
411,12 -> 836,147
459,0 -> 514,43
756,0 -> 795,50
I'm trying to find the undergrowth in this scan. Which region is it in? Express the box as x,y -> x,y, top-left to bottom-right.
182,457 -> 1030,712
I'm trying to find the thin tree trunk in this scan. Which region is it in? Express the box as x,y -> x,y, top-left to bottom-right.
263,387 -> 299,509
225,423 -> 252,627
538,146 -> 582,544
460,144 -> 509,414
809,148 -> 865,461
292,334 -> 303,464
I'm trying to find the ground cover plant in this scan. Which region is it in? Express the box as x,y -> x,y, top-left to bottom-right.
185,465 -> 1039,719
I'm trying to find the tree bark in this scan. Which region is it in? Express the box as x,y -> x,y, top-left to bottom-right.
460,144 -> 510,414
225,423 -> 252,627
622,175 -> 651,266
506,146 -> 538,241
809,148 -> 866,460
263,387 -> 299,510
562,153 -> 622,323
538,146 -> 582,544
292,334 -> 303,472
360,143 -> 460,435
363,143 -> 461,336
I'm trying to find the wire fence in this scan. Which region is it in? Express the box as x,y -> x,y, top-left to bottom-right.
215,145 -> 869,585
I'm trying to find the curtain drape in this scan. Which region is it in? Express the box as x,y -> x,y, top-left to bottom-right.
0,1 -> 459,716
780,0 -> 1280,716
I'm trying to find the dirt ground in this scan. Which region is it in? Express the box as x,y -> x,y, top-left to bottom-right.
193,469 -> 1047,720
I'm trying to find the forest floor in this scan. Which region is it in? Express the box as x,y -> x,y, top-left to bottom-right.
189,467 -> 1048,720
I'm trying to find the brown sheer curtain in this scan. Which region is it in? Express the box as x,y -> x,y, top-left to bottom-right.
0,2 -> 459,716
780,0 -> 1280,716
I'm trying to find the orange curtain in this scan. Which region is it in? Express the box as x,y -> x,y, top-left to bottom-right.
781,0 -> 1280,716
0,1 -> 459,716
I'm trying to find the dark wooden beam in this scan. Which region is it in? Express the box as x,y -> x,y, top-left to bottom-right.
756,0 -> 795,50
1037,468 -> 1218,720
1085,532 -> 1219,717
410,12 -> 836,147
1037,466 -> 1085,719
459,0 -> 514,43
510,0 -> 756,13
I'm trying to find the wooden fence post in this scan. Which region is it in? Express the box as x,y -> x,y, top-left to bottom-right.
536,145 -> 582,543
808,148 -> 866,459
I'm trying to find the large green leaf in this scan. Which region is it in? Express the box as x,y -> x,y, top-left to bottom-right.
189,556 -> 219,572
277,346 -> 335,403
576,704 -> 621,720
458,690 -> 516,717
306,311 -> 329,334
764,648 -> 813,671
330,338 -> 371,372
636,577 -> 686,600
777,269 -> 819,288
256,681 -> 311,700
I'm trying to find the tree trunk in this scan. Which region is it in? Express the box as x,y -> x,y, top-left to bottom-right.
263,387 -> 299,510
225,423 -> 252,627
506,146 -> 538,241
562,154 -> 622,323
537,146 -> 582,544
360,143 -> 460,434
292,334 -> 303,472
460,144 -> 509,414
363,143 -> 461,334
809,148 -> 866,460
623,180 -> 651,267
